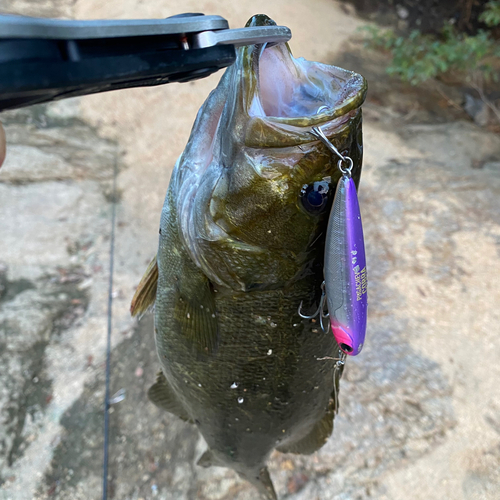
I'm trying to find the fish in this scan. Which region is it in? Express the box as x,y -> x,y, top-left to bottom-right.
131,13 -> 366,500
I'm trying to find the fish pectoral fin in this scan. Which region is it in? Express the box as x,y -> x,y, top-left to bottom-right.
130,256 -> 158,317
174,281 -> 219,355
276,403 -> 335,455
147,371 -> 192,422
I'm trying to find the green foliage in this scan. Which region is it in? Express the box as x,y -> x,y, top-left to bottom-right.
480,1 -> 500,27
363,1 -> 500,86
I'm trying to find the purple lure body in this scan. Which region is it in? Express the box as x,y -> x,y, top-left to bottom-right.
324,175 -> 367,356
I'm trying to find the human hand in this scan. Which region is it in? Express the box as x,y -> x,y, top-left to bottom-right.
0,123 -> 5,168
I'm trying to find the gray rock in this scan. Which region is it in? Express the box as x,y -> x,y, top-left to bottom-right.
0,99 -> 121,498
464,94 -> 490,127
0,269 -> 89,478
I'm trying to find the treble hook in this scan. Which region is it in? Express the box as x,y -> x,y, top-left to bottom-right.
298,281 -> 330,333
332,350 -> 347,415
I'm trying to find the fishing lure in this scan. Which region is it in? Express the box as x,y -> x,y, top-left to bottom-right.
311,127 -> 368,356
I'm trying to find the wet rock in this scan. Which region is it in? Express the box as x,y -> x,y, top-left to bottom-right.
1,102 -> 116,184
0,262 -> 7,299
0,0 -> 73,18
0,269 -> 89,481
482,161 -> 500,174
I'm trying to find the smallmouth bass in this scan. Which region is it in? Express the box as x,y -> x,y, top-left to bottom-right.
131,14 -> 366,499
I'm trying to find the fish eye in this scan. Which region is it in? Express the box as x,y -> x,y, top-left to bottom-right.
299,180 -> 331,214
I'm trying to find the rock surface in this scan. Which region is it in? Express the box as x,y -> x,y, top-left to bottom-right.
1,2 -> 500,500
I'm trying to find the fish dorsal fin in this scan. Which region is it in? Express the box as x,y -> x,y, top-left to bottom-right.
130,256 -> 158,317
147,371 -> 192,423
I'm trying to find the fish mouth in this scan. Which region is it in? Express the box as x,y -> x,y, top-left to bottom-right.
239,15 -> 367,146
251,44 -> 365,122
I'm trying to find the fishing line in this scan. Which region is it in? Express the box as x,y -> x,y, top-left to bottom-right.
102,154 -> 118,500
311,126 -> 353,176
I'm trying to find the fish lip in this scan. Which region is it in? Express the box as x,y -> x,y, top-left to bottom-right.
254,69 -> 367,128
246,29 -> 367,123
240,39 -> 367,147
245,108 -> 360,149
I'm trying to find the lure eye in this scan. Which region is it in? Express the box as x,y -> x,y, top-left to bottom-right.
300,181 -> 330,214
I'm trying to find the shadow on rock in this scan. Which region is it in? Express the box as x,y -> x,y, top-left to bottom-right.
42,315 -> 201,500
0,265 -> 89,483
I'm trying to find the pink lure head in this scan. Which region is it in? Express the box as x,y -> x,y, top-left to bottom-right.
331,321 -> 359,355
